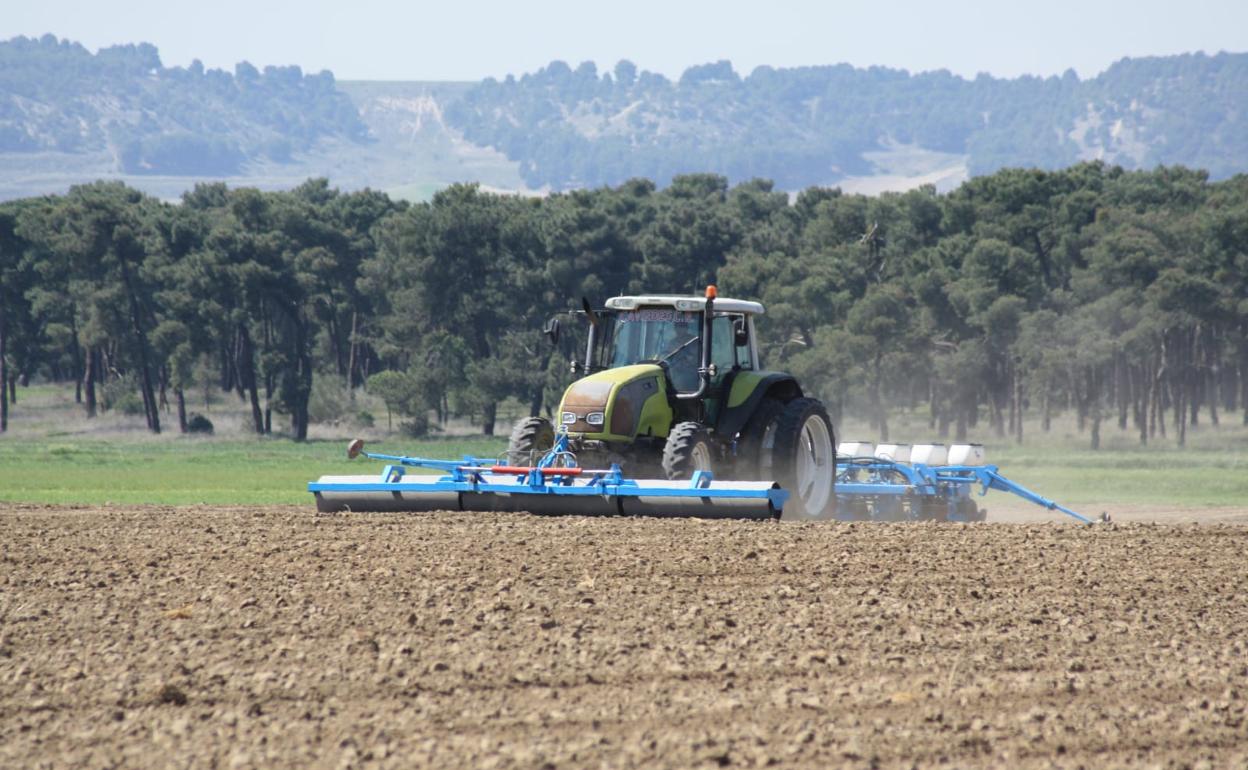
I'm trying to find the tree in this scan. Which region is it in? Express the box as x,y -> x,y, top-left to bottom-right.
0,203 -> 30,430
30,183 -> 165,432
365,184 -> 544,434
845,286 -> 914,440
0,165 -> 1244,451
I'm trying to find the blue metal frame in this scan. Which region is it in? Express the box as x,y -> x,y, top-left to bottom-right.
309,433 -> 789,511
310,436 -> 1088,523
834,456 -> 1092,524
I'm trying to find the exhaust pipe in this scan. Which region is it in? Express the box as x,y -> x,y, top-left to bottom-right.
676,285 -> 716,400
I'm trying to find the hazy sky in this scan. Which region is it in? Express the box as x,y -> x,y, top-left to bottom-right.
5,0 -> 1247,82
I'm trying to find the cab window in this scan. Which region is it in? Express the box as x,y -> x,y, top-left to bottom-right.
711,314 -> 751,373
734,317 -> 753,370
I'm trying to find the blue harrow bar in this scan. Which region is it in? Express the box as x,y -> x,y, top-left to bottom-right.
308,436 -> 788,519
310,438 -> 1092,523
835,456 -> 1093,524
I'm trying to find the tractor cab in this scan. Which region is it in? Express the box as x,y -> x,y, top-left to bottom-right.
543,285 -> 777,455
519,285 -> 835,518
587,289 -> 763,406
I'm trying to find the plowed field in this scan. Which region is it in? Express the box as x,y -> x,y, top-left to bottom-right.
3,504 -> 1246,769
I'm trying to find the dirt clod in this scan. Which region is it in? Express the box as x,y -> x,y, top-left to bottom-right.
156,684 -> 188,706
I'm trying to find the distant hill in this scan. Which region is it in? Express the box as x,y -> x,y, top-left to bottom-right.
0,35 -> 367,178
1,36 -> 1246,201
447,54 -> 1248,190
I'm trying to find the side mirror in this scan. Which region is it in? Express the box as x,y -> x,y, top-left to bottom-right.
581,297 -> 599,327
733,318 -> 748,347
543,317 -> 561,345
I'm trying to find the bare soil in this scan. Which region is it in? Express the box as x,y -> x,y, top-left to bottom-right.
3,504 -> 1247,769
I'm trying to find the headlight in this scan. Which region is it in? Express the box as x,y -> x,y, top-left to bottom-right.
561,412 -> 577,425
585,412 -> 604,426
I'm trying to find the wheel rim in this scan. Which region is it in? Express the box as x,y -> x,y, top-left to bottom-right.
795,415 -> 833,514
690,440 -> 713,471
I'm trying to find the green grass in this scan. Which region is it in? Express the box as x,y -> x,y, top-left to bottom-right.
0,436 -> 508,506
982,445 -> 1248,507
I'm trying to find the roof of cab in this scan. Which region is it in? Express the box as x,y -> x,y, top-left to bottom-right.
604,295 -> 765,315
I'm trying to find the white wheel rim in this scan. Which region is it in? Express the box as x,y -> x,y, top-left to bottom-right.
795,415 -> 833,514
690,441 -> 713,471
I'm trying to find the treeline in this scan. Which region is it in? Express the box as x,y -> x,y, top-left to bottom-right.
0,35 -> 367,174
447,53 -> 1248,189
1,162 -> 1246,447
9,35 -> 1248,191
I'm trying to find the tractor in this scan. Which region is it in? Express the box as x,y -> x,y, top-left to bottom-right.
508,286 -> 837,518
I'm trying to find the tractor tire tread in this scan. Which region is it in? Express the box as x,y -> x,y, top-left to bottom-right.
662,421 -> 714,480
507,417 -> 555,466
772,397 -> 836,519
738,397 -> 786,480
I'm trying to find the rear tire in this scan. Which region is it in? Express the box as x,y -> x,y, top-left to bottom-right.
737,397 -> 786,480
507,417 -> 554,465
662,422 -> 716,479
771,398 -> 836,519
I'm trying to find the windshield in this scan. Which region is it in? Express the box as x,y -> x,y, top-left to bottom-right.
603,308 -> 702,392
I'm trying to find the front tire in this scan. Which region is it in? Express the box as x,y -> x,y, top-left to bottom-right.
771,398 -> 836,519
507,417 -> 554,465
662,422 -> 716,479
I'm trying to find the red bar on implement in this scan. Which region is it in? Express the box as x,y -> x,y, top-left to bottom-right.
488,466 -> 585,476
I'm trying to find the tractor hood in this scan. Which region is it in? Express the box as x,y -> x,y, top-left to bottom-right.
558,364 -> 672,441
